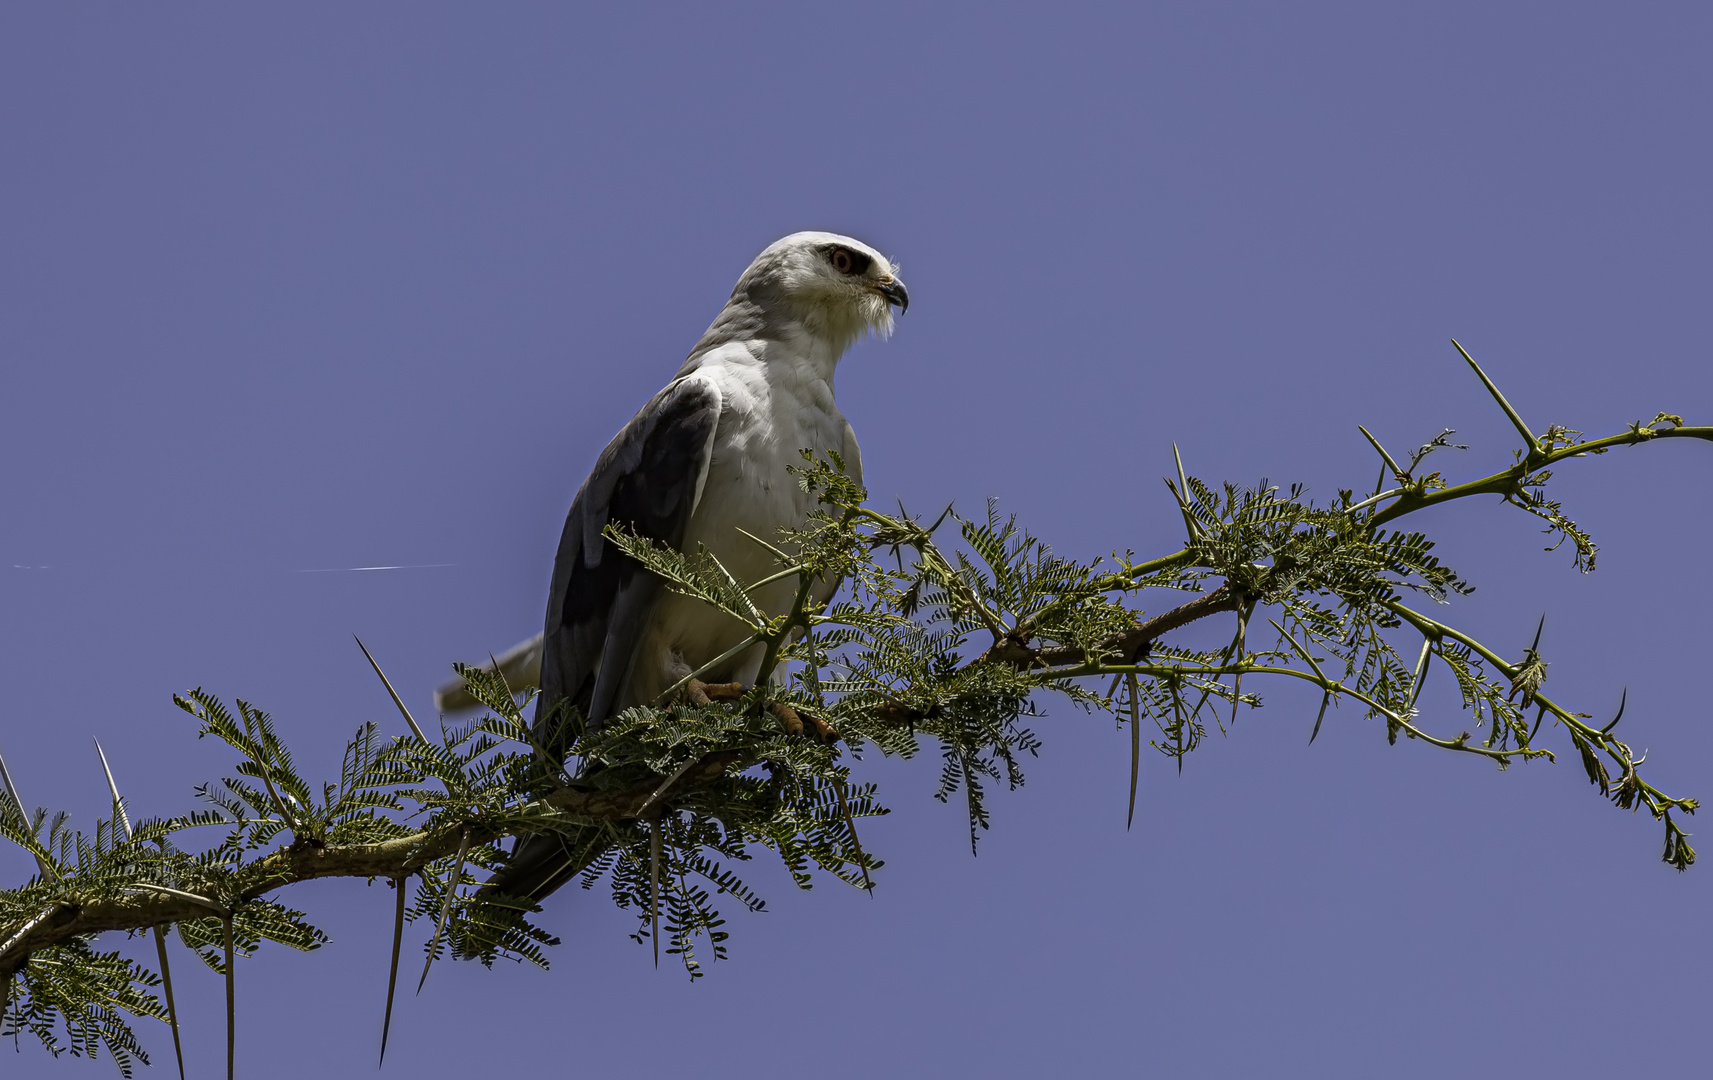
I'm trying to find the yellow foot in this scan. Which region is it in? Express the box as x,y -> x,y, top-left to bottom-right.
686,679 -> 745,706
768,701 -> 838,744
683,680 -> 837,743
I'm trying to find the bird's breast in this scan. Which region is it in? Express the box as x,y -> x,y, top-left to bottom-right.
622,337 -> 866,706
684,354 -> 850,601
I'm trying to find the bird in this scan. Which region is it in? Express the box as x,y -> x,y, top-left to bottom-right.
464,231 -> 908,902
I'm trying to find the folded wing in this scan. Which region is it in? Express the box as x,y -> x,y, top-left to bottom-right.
483,373 -> 721,903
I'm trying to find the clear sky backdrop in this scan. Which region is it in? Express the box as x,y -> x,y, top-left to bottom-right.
3,4 -> 1710,1077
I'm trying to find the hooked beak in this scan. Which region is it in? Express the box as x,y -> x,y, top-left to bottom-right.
875,276 -> 909,314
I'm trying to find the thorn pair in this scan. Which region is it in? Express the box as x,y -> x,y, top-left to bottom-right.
94,740 -> 187,1080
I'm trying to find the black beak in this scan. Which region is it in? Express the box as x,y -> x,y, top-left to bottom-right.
876,277 -> 909,314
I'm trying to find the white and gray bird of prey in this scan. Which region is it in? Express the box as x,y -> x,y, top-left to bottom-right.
448,232 -> 908,902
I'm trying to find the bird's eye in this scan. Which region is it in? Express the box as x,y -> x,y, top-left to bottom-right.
826,246 -> 870,276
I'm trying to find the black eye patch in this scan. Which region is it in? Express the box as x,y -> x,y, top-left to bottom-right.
825,245 -> 872,276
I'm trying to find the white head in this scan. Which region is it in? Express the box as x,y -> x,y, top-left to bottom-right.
687,231 -> 909,364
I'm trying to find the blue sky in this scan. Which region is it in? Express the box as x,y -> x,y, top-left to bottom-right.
3,4 -> 1710,1077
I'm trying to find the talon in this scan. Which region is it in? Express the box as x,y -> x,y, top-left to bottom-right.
804,712 -> 838,743
769,702 -> 805,737
686,679 -> 746,705
767,702 -> 838,743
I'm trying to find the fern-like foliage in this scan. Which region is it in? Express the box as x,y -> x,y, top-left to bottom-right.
1,347 -> 1709,1072
2,941 -> 164,1077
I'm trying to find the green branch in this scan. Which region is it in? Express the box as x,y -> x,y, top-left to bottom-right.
3,343 -> 1707,1073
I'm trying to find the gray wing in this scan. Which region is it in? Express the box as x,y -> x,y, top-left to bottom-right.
538,374 -> 721,731
482,375 -> 720,907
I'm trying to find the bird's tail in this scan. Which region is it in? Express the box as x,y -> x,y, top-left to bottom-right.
455,832 -> 594,960
435,633 -> 544,714
484,832 -> 593,903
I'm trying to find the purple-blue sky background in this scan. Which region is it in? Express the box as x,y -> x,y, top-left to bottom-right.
4,4 -> 1710,1077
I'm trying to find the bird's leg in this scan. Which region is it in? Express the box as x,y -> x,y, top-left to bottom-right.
685,679 -> 745,706
768,702 -> 838,744
768,701 -> 805,738
683,679 -> 836,742
803,712 -> 837,743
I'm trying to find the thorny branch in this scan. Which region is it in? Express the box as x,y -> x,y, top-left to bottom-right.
3,341 -> 1709,1073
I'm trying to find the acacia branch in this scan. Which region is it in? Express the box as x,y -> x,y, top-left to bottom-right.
5,375 -> 1707,1070
861,588 -> 1242,731
1383,600 -> 1694,816
1368,424 -> 1713,527
978,586 -> 1238,670
0,751 -> 743,971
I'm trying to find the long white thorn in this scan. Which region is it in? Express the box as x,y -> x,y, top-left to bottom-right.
0,741 -> 52,879
94,739 -> 133,839
650,817 -> 662,969
356,636 -> 431,744
94,740 -> 187,1079
417,831 -> 470,994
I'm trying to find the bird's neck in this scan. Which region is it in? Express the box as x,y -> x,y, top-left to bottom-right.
762,320 -> 846,387
681,299 -> 850,388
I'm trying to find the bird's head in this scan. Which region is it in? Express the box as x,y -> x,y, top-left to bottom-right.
733,231 -> 909,354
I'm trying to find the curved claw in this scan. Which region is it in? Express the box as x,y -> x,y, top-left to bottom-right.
687,679 -> 745,706
767,702 -> 837,743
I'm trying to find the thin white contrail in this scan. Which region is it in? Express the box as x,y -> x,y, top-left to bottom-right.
294,563 -> 457,573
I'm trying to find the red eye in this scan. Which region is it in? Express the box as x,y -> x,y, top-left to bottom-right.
824,244 -> 873,276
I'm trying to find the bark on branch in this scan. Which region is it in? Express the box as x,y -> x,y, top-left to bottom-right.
0,581 -> 1243,972
0,751 -> 745,971
978,586 -> 1238,669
